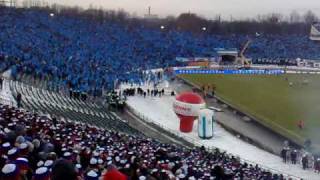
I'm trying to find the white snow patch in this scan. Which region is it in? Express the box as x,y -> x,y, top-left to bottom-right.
0,70 -> 16,106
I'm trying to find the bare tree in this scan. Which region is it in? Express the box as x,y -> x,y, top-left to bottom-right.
289,10 -> 301,23
304,10 -> 318,24
176,13 -> 207,33
266,13 -> 283,23
6,3 -> 314,35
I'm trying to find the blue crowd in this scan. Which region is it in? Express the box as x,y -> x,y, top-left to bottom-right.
1,8 -> 320,95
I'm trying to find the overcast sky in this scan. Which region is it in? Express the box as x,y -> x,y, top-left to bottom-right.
43,0 -> 320,19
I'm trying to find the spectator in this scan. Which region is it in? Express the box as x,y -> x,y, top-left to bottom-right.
102,164 -> 127,180
0,7 -> 319,97
302,155 -> 309,170
297,120 -> 305,130
1,163 -> 20,180
51,160 -> 78,180
281,148 -> 287,163
315,158 -> 320,173
0,103 -> 307,179
291,150 -> 297,164
16,92 -> 22,108
0,76 -> 3,90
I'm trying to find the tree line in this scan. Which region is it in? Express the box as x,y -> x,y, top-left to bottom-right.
5,0 -> 320,35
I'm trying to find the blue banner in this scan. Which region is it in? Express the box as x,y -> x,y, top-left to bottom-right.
175,69 -> 285,75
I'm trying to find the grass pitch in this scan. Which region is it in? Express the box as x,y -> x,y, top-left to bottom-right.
180,74 -> 320,147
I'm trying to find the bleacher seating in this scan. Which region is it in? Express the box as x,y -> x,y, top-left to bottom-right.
1,8 -> 320,96
9,80 -> 140,135
0,103 -> 287,179
0,6 -> 319,179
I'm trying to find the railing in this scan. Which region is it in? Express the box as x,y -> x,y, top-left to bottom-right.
126,100 -> 302,180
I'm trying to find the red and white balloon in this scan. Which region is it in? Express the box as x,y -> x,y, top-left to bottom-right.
173,92 -> 206,133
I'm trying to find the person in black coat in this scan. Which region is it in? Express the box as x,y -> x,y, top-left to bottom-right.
302,155 -> 308,170
291,150 -> 297,164
17,92 -> 22,108
0,76 -> 3,90
281,148 -> 287,163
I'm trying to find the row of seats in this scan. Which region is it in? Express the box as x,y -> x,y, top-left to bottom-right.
9,80 -> 140,135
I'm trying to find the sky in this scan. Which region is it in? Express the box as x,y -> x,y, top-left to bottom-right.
38,0 -> 320,19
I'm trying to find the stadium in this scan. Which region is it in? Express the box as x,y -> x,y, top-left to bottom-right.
1,0 -> 320,180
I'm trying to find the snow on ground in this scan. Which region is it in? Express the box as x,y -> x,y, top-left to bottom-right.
0,70 -> 16,106
121,82 -> 320,180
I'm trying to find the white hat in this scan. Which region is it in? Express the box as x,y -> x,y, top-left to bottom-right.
115,156 -> 120,162
2,142 -> 10,148
44,160 -> 53,167
120,160 -> 126,164
90,158 -> 97,165
19,143 -> 28,150
2,163 -> 17,174
86,170 -> 98,178
63,152 -> 71,157
93,151 -> 99,157
8,148 -> 18,155
37,161 -> 44,167
35,167 -> 48,175
97,159 -> 103,164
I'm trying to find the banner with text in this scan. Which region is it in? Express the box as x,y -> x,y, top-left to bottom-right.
175,69 -> 285,75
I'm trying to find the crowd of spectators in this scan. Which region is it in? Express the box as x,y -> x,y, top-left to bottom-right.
0,103 -> 291,180
281,146 -> 320,173
1,6 -> 320,180
1,8 -> 320,96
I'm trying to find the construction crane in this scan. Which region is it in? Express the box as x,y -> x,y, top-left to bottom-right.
236,39 -> 252,68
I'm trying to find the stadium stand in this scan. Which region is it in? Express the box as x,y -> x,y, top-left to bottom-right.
1,8 -> 320,96
0,103 -> 288,179
8,80 -> 140,135
1,6 -> 320,179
